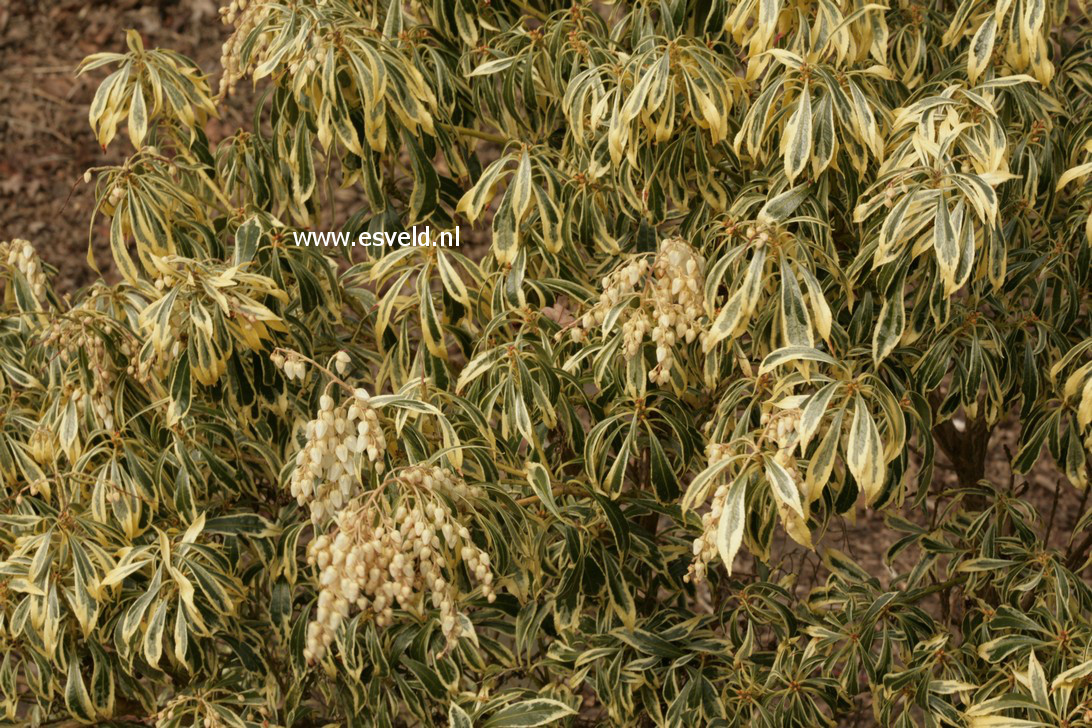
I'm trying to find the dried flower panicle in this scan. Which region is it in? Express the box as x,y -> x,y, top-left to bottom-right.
303,465 -> 495,663
289,387 -> 388,524
574,238 -> 706,385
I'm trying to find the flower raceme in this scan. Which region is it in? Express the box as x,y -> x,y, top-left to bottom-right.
303,465 -> 495,663
286,385 -> 388,524
573,238 -> 707,388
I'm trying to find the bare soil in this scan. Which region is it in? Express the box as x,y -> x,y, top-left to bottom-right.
0,0 -> 228,292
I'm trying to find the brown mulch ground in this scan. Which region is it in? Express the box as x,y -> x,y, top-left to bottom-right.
0,0 -> 227,292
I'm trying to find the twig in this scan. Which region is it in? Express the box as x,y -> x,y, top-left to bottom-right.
440,122 -> 510,145
1044,478 -> 1062,547
516,484 -> 580,506
509,0 -> 547,22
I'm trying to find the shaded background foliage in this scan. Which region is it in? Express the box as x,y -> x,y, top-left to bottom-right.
0,0 -> 1091,727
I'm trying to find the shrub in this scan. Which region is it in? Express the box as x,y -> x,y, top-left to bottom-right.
1,1 -> 1091,726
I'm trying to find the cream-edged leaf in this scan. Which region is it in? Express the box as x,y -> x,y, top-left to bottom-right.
784,87 -> 813,181
716,479 -> 748,574
846,395 -> 885,503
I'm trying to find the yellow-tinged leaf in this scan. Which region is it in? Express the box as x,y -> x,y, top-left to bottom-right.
65,659 -> 96,722
934,195 -> 960,293
1027,650 -> 1049,706
1056,161 -> 1092,191
510,150 -> 533,222
128,82 -> 148,149
765,455 -> 805,519
704,248 -> 767,350
101,559 -> 151,589
181,511 -> 205,545
873,277 -> 906,365
1078,375 -> 1092,429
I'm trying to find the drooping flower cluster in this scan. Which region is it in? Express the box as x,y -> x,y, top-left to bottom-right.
333,350 -> 351,376
574,238 -> 706,385
128,338 -> 177,387
685,442 -> 736,584
289,388 -> 388,524
271,350 -> 309,381
218,0 -> 274,97
686,402 -> 814,583
41,311 -> 124,432
761,405 -> 812,548
1,239 -> 46,301
303,465 -> 495,663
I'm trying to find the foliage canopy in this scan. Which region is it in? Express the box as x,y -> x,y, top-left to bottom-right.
1,0 -> 1092,726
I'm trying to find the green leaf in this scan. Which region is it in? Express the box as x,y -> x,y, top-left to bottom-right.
383,0 -> 404,37
602,553 -> 636,628
450,703 -> 475,728
780,258 -> 813,348
492,184 -> 519,265
482,698 -> 576,728
457,154 -> 512,223
967,717 -> 1050,728
967,15 -> 997,84
65,658 -> 96,723
142,599 -> 168,666
784,85 -> 813,181
510,151 -> 533,222
758,185 -> 810,223
437,251 -> 470,306
806,408 -> 844,502
202,513 -> 278,537
1052,657 -> 1092,690
1027,650 -> 1048,707
128,81 -> 148,148
59,395 -> 80,461
705,248 -> 767,350
764,455 -> 805,518
799,382 -> 841,452
716,478 -> 748,574
977,635 -> 1044,663
233,216 -> 262,265
846,395 -> 885,504
934,194 -> 959,293
682,456 -> 741,512
872,274 -> 905,365
401,656 -> 447,700
812,93 -> 835,174
758,346 -> 839,374
468,56 -> 519,77
526,462 -> 562,522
